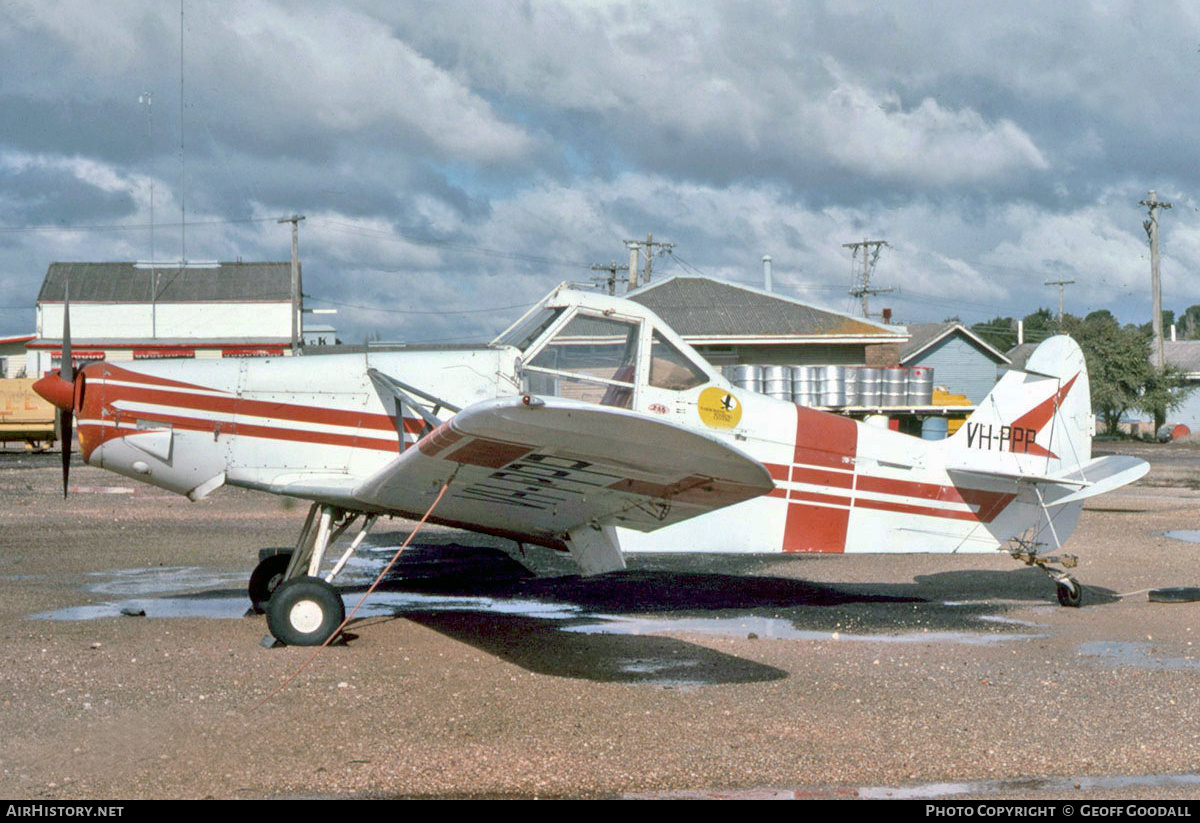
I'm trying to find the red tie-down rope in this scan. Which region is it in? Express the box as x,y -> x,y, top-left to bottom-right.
252,477 -> 453,710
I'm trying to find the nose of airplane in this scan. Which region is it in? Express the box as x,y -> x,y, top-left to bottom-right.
33,369 -> 76,411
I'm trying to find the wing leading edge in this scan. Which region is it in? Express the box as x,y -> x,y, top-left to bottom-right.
352,395 -> 775,557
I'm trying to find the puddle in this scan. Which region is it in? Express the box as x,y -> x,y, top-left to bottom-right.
83,566 -> 244,596
33,589 -> 584,624
1165,530 -> 1200,544
630,771 -> 1200,799
33,584 -> 1025,648
1077,641 -> 1200,672
31,550 -> 1034,657
565,614 -> 1026,645
858,771 -> 1200,799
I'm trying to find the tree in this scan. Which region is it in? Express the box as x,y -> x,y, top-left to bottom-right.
1061,313 -> 1151,433
1178,305 -> 1200,339
1137,364 -> 1195,432
1061,313 -> 1195,434
971,315 -> 1018,351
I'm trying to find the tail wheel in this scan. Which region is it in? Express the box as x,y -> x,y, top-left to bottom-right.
265,577 -> 345,646
1056,577 -> 1083,608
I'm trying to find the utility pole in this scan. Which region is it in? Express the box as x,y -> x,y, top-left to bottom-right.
1141,190 -> 1172,368
590,261 -> 622,295
278,214 -> 305,354
1044,278 -> 1075,322
139,91 -> 158,337
843,239 -> 891,319
623,233 -> 675,289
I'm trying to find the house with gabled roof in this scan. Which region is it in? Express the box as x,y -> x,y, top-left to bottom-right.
626,275 -> 908,369
900,322 -> 1010,403
28,261 -> 301,377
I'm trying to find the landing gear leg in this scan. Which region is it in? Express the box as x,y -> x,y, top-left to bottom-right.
1010,541 -> 1083,608
252,503 -> 378,646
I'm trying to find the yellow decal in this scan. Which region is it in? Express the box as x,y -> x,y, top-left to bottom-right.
698,387 -> 743,429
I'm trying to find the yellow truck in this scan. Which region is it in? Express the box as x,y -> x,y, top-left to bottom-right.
0,378 -> 57,450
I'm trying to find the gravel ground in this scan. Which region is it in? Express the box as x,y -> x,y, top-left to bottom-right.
2,440 -> 1200,799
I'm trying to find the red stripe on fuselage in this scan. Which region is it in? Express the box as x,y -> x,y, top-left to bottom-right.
776,406 -> 1018,553
782,407 -> 858,553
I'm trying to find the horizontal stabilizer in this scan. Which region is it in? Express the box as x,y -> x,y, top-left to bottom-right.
1042,455 -> 1149,507
946,454 -> 1147,506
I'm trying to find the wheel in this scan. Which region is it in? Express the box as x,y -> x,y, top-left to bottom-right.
1056,577 -> 1083,608
265,577 -> 345,646
248,552 -> 293,613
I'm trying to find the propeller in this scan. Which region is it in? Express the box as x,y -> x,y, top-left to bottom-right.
60,280 -> 73,497
31,278 -> 75,497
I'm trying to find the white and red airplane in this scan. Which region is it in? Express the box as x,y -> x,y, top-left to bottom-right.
34,282 -> 1148,645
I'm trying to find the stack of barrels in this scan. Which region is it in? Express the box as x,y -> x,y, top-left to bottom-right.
726,364 -> 934,408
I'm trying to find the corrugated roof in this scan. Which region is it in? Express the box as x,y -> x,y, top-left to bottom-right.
37,262 -> 292,303
627,275 -> 904,339
1165,341 -> 1200,374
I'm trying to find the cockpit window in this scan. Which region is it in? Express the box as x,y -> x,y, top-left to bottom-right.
648,330 -> 709,391
493,306 -> 564,352
523,313 -> 639,408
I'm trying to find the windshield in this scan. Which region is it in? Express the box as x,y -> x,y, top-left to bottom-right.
523,313 -> 640,408
493,306 -> 564,352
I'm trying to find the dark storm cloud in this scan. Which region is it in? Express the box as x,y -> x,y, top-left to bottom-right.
3,0 -> 1200,344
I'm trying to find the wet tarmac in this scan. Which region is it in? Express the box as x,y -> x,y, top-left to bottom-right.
7,443 -> 1200,798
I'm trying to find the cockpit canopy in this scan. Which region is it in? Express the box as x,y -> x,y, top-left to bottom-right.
493,286 -> 713,408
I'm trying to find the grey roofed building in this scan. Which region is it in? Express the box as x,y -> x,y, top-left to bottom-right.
626,274 -> 908,368
1164,340 -> 1200,376
900,322 -> 1010,403
37,261 -> 292,303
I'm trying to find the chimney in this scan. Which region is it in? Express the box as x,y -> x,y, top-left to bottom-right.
762,255 -> 773,292
881,307 -> 892,324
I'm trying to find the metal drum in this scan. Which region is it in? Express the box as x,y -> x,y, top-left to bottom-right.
760,365 -> 792,400
791,365 -> 817,406
731,364 -> 761,393
843,366 -> 860,407
908,366 -> 934,406
883,367 -> 908,406
818,365 -> 847,407
921,415 -> 949,440
857,367 -> 882,406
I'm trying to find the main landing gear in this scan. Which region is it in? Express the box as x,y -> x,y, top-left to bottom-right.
247,503 -> 378,646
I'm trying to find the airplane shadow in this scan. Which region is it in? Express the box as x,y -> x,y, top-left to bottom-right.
326,542 -> 1115,684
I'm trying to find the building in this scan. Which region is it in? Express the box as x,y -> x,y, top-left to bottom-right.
0,334 -> 35,378
626,275 -> 908,369
28,261 -> 298,376
1162,340 -> 1200,433
900,322 -> 1010,403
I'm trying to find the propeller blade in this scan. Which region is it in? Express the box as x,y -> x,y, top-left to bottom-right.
60,277 -> 72,497
60,408 -> 72,498
61,279 -> 72,384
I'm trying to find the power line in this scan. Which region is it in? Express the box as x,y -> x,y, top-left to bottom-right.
308,296 -> 537,315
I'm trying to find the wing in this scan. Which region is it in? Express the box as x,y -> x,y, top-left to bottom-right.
352,395 -> 774,564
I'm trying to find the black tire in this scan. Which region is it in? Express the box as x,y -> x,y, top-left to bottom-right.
248,552 -> 293,613
1056,578 -> 1083,608
1148,587 -> 1200,603
265,577 -> 345,646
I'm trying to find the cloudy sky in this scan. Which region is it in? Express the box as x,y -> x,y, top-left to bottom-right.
3,0 -> 1200,344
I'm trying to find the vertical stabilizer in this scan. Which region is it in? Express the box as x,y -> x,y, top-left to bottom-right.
946,335 -> 1093,477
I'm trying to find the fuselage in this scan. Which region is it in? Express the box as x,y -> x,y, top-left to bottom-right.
54,285 -> 1072,558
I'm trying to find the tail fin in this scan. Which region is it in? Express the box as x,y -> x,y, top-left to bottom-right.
947,334 -> 1093,476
